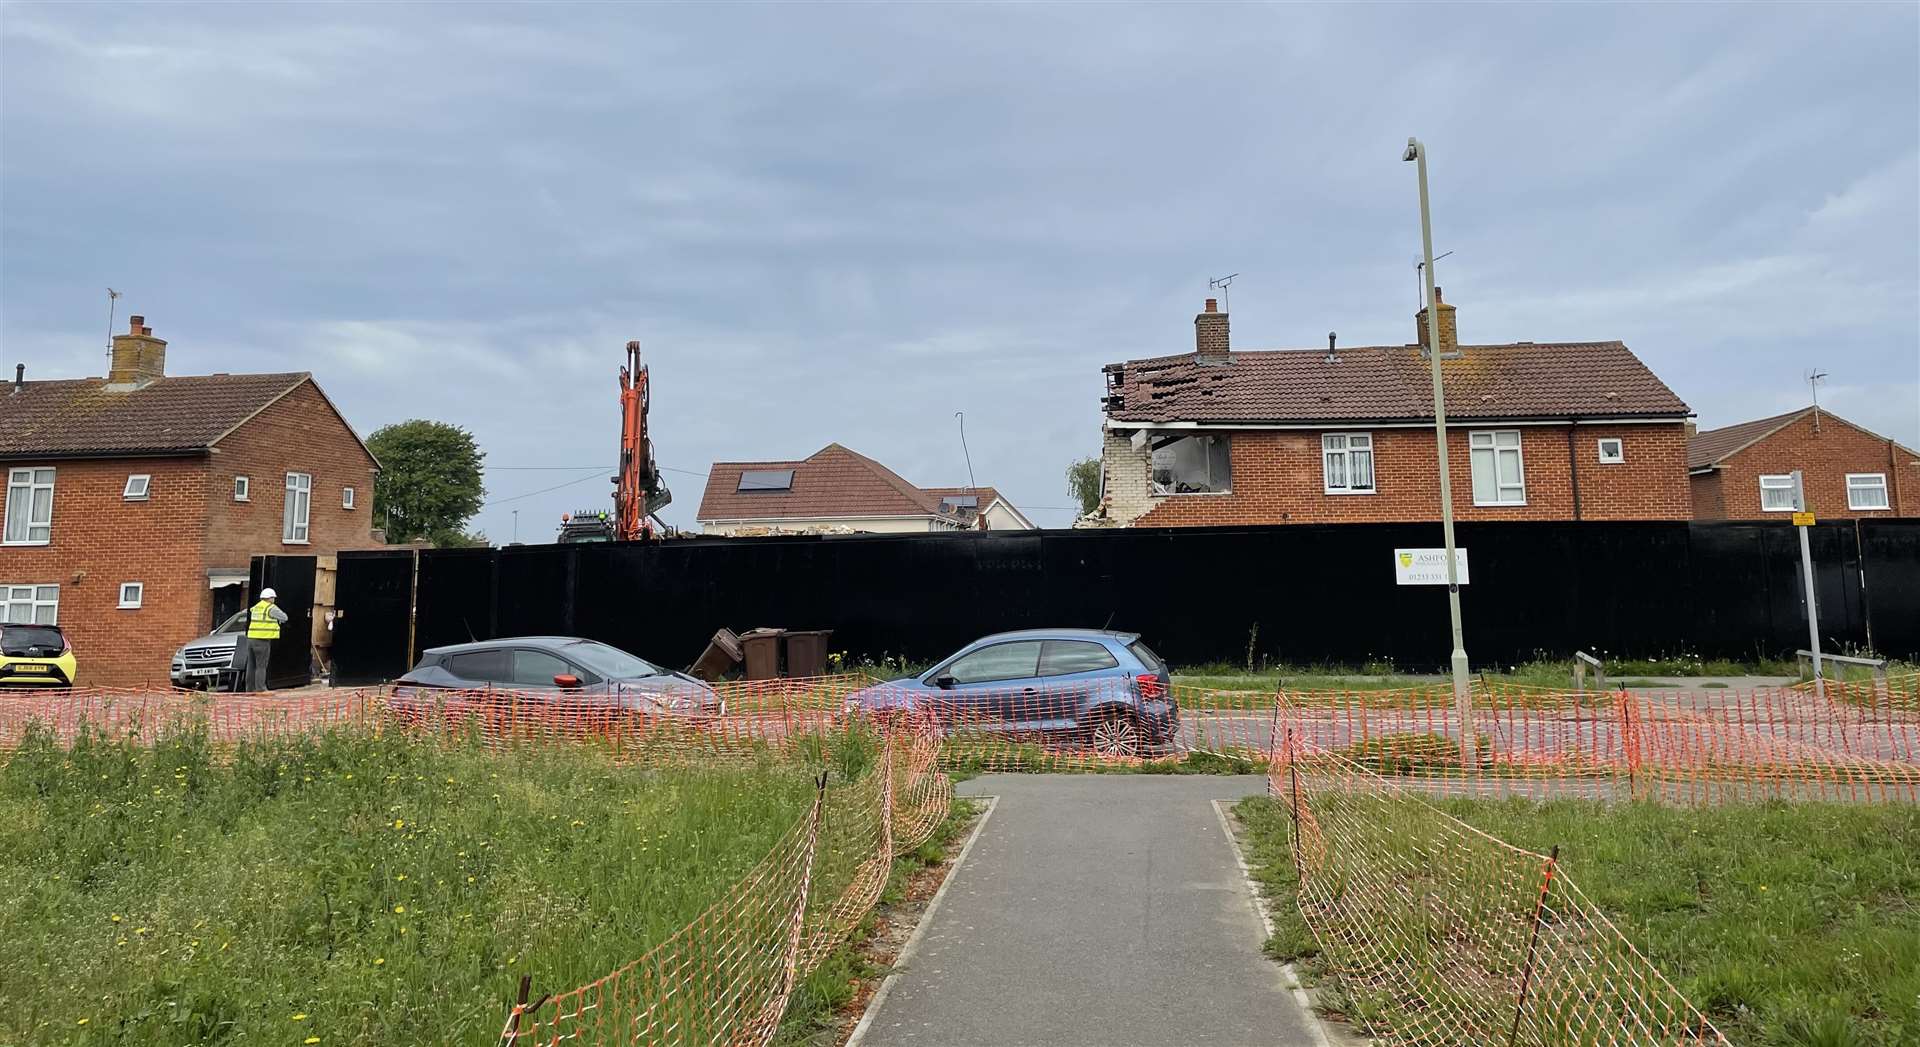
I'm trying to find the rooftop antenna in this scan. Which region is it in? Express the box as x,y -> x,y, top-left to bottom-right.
105,288 -> 122,370
1807,368 -> 1829,432
1209,273 -> 1238,313
1413,251 -> 1454,308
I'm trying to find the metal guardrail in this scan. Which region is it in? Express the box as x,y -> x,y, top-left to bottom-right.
1797,649 -> 1888,692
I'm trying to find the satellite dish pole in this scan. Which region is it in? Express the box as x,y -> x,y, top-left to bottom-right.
1806,369 -> 1829,433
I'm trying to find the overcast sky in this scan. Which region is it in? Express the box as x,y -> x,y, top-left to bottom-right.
4,3 -> 1916,536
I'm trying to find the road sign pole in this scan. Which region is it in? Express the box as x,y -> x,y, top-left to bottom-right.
1791,470 -> 1824,700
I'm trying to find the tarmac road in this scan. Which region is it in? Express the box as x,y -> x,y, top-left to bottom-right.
855,773 -> 1323,1047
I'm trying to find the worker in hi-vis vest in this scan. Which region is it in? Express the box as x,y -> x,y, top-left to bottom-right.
240,587 -> 289,692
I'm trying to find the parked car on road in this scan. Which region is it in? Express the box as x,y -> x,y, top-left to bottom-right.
843,628 -> 1176,756
0,622 -> 77,688
170,610 -> 249,690
387,636 -> 725,727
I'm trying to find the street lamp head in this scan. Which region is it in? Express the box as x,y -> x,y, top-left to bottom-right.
1402,138 -> 1421,162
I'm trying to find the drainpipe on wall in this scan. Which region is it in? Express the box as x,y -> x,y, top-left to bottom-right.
1566,421 -> 1583,520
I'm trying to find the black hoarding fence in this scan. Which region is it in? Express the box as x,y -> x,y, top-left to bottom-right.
331,519 -> 1920,685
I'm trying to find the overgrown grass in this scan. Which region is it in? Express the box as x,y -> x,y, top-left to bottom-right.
1179,654 -> 1810,694
0,724 -> 847,1046
1235,795 -> 1920,1046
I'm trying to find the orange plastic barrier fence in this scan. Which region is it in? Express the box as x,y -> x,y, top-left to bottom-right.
1271,741 -> 1730,1046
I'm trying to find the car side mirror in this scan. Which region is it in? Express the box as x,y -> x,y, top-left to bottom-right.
934,674 -> 956,690
553,674 -> 582,690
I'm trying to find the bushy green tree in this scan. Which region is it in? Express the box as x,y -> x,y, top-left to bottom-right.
366,420 -> 486,545
1066,456 -> 1101,516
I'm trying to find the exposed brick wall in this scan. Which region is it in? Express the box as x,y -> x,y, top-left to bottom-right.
205,380 -> 379,570
1093,422 -> 1690,527
0,456 -> 212,687
1,378 -> 380,687
1693,412 -> 1920,520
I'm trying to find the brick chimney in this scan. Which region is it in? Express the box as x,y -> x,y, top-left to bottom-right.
107,315 -> 167,389
1195,298 -> 1230,365
1415,286 -> 1458,356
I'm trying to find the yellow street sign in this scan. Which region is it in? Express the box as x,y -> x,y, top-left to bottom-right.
1791,511 -> 1815,527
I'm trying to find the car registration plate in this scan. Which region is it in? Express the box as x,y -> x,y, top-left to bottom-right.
186,667 -> 220,677
13,664 -> 48,673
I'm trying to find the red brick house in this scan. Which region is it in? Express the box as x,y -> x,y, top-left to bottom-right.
1688,407 -> 1919,519
1087,292 -> 1694,527
0,316 -> 380,686
696,443 -> 1035,535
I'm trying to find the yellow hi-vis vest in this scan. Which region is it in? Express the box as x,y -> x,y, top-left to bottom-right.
247,600 -> 281,640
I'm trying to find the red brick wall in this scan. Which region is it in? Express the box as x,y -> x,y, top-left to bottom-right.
1688,469 -> 1727,520
0,456 -> 212,687
1132,422 -> 1691,526
0,378 -> 380,687
1694,413 -> 1920,520
205,380 -> 379,570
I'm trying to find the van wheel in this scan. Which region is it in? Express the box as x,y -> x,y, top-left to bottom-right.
1087,709 -> 1140,758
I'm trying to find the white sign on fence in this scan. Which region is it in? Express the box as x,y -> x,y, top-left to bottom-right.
1393,548 -> 1470,586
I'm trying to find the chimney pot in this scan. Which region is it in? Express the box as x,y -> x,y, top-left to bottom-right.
11,363 -> 22,393
1204,298 -> 1217,313
1326,332 -> 1339,363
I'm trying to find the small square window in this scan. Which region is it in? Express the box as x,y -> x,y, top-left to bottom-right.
234,476 -> 250,502
342,486 -> 356,509
118,582 -> 144,609
123,474 -> 151,500
1759,473 -> 1797,512
1846,473 -> 1890,511
1596,438 -> 1624,464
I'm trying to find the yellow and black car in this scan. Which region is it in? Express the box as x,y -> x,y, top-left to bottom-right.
0,622 -> 76,688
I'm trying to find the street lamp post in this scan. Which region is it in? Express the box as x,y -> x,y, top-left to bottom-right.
1404,137 -> 1476,766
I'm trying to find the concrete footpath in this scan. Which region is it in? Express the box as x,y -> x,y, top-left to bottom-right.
854,774 -> 1323,1047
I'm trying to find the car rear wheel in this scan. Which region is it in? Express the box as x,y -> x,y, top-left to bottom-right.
1087,709 -> 1140,758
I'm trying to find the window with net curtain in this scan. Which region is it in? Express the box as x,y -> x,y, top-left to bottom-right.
1323,433 -> 1375,493
1150,435 -> 1231,494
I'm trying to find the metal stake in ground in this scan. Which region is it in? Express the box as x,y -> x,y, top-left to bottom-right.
1404,136 -> 1476,768
1287,729 -> 1305,883
1508,844 -> 1560,1047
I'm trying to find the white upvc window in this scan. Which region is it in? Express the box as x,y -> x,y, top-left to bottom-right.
234,476 -> 250,501
0,584 -> 59,624
283,472 -> 312,543
1322,432 -> 1375,493
1469,430 -> 1526,506
342,486 -> 356,509
118,582 -> 144,609
124,474 -> 151,500
1846,473 -> 1890,511
1759,474 -> 1796,512
4,467 -> 55,545
1596,438 -> 1625,464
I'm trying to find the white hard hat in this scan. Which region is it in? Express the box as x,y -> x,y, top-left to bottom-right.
260,587 -> 277,600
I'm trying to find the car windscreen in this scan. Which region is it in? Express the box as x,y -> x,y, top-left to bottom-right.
217,611 -> 250,634
1126,639 -> 1167,674
1,625 -> 63,656
563,640 -> 662,679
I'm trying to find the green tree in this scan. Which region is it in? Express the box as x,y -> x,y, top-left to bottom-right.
366,420 -> 486,545
1066,456 -> 1101,516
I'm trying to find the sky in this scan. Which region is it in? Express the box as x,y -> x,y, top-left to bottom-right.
3,3 -> 1916,537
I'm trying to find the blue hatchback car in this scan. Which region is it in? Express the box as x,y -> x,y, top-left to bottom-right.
844,629 -> 1177,756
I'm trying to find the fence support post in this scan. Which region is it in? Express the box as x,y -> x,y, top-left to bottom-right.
1507,844 -> 1560,1047
1287,729 -> 1305,883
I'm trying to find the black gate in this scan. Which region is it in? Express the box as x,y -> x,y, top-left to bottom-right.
332,550 -> 416,685
247,554 -> 316,689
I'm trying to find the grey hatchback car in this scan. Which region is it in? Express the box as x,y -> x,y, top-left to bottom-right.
389,636 -> 724,726
843,628 -> 1176,756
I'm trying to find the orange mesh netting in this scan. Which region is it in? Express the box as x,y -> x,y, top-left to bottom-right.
1271,740 -> 1729,1047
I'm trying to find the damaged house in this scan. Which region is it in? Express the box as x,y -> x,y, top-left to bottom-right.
1087,292 -> 1694,527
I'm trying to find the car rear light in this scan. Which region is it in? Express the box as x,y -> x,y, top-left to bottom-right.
1135,673 -> 1166,699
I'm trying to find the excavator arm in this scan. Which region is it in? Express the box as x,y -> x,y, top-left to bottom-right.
614,340 -> 670,540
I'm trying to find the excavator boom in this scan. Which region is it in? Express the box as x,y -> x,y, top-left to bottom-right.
613,340 -> 669,540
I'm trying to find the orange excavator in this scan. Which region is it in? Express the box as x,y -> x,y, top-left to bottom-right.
557,340 -> 671,543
